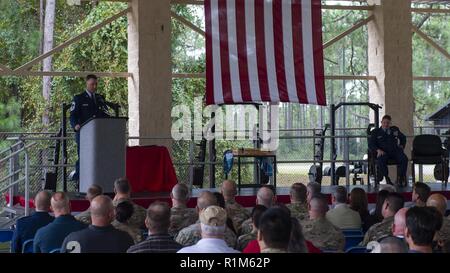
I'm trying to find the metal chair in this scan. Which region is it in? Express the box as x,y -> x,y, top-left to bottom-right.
22,239 -> 33,253
345,246 -> 368,253
411,134 -> 449,186
49,248 -> 60,253
0,229 -> 14,253
342,228 -> 363,236
0,229 -> 14,243
344,235 -> 364,251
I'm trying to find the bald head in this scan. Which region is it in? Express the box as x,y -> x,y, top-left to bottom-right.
90,195 -> 115,226
392,208 -> 408,237
34,191 -> 51,212
221,180 -> 237,200
257,187 -> 275,208
426,194 -> 448,216
171,183 -> 190,202
309,195 -> 329,218
51,192 -> 70,216
87,184 -> 103,202
197,191 -> 218,210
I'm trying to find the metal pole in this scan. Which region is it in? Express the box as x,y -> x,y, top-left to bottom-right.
62,103 -> 68,192
24,149 -> 30,216
208,111 -> 216,188
418,126 -> 424,182
330,104 -> 336,185
188,141 -> 194,187
344,135 -> 350,186
8,148 -> 14,209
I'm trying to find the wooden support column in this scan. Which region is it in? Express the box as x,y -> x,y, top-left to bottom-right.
368,0 -> 414,177
128,0 -> 172,147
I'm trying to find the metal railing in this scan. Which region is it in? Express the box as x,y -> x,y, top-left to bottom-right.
0,139 -> 35,217
0,126 -> 449,197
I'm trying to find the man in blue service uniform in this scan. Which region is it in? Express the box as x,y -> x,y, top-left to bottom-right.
369,115 -> 408,186
69,74 -> 110,181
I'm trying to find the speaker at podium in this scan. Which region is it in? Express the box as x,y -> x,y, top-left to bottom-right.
79,117 -> 128,193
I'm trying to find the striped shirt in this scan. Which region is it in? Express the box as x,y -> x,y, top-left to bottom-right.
127,233 -> 182,253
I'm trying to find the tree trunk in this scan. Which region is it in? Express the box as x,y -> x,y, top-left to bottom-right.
42,0 -> 56,128
39,0 -> 44,55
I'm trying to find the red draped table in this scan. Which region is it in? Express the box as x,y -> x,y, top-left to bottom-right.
126,146 -> 178,193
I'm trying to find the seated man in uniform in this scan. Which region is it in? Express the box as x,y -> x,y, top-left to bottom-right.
361,192 -> 405,246
69,74 -> 110,181
302,194 -> 345,252
369,115 -> 408,186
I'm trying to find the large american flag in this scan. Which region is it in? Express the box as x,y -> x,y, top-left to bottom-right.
205,0 -> 326,106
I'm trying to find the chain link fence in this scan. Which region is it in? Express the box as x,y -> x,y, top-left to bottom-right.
1,126 -> 449,203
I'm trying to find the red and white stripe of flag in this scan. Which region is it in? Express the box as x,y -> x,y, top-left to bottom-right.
205,0 -> 326,106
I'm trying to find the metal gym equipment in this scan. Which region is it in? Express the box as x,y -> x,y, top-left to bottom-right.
330,102 -> 382,186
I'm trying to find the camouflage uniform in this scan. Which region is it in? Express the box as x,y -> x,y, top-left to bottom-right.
261,248 -> 287,253
113,198 -> 147,229
239,218 -> 253,236
75,209 -> 91,225
286,202 -> 309,222
169,205 -> 198,237
236,231 -> 256,251
111,220 -> 143,244
361,216 -> 394,246
302,217 -> 345,251
175,221 -> 237,248
225,199 -> 251,231
436,217 -> 450,246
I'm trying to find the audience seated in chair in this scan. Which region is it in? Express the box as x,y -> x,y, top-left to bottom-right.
61,195 -> 133,253
239,187 -> 276,236
113,177 -> 147,229
112,201 -> 143,244
34,192 -> 86,253
257,207 -> 292,253
213,192 -> 238,235
168,183 -> 198,237
392,208 -> 408,239
349,188 -> 377,232
378,236 -> 408,253
175,191 -> 236,248
221,180 -> 250,232
412,182 -> 431,208
286,183 -> 309,222
177,206 -> 239,253
302,194 -> 345,252
362,192 -> 405,246
75,184 -> 102,225
11,191 -> 54,253
127,201 -> 182,253
237,205 -> 267,252
405,206 -> 442,253
326,186 -> 362,229
426,193 -> 450,252
306,182 -> 321,204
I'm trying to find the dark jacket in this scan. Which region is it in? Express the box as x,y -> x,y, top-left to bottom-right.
61,224 -> 134,253
69,91 -> 109,130
11,211 -> 54,253
369,126 -> 406,153
33,214 -> 87,253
